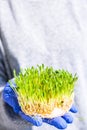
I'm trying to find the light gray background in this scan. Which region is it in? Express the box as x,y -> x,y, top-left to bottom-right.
0,0 -> 87,130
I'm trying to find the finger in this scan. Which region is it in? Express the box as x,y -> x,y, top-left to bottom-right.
43,117 -> 67,129
3,83 -> 15,96
3,83 -> 12,93
69,104 -> 78,113
19,111 -> 42,126
62,113 -> 73,123
2,84 -> 13,105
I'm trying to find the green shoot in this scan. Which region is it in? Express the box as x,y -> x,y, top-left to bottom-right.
9,64 -> 78,105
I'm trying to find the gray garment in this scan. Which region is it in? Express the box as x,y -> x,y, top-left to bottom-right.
0,91 -> 32,130
0,0 -> 87,130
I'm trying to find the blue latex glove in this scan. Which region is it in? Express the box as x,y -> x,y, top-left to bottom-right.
2,82 -> 42,126
43,104 -> 78,129
2,82 -> 78,129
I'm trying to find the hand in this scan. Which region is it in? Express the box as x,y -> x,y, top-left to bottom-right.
43,104 -> 78,129
2,82 -> 42,126
2,82 -> 78,129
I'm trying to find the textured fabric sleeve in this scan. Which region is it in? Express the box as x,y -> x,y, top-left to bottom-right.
0,39 -> 8,88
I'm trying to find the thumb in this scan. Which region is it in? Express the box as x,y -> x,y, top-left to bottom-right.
19,111 -> 43,126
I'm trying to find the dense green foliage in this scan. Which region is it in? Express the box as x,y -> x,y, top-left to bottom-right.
10,64 -> 78,103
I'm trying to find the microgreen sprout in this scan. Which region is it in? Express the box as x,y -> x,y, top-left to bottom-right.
9,64 -> 78,117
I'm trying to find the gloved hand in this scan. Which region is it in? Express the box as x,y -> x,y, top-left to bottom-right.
2,82 -> 42,127
43,104 -> 78,129
2,82 -> 78,129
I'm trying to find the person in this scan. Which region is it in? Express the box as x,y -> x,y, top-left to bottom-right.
0,0 -> 87,130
